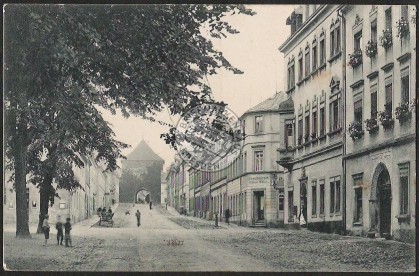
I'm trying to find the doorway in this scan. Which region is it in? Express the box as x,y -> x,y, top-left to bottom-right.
378,169 -> 391,237
253,191 -> 265,222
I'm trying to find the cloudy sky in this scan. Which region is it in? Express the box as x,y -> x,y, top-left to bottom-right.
101,5 -> 296,171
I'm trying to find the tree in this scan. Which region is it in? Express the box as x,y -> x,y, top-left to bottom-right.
4,4 -> 254,238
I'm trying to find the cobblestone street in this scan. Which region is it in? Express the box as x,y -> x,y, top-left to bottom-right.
3,204 -> 415,272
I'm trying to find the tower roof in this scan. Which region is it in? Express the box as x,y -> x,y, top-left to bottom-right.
126,140 -> 164,162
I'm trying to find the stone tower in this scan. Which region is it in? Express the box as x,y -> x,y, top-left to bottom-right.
119,140 -> 164,203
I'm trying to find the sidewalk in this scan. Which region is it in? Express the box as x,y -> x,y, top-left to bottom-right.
163,205 -> 239,228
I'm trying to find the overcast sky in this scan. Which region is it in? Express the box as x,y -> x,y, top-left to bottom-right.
101,5 -> 296,171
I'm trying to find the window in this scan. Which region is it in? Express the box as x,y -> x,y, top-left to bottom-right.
320,106 -> 325,136
354,31 -> 362,51
371,20 -> 377,43
320,34 -> 326,65
311,181 -> 317,216
330,176 -> 341,214
255,116 -> 263,133
335,22 -> 341,53
298,52 -> 303,81
385,77 -> 393,116
278,196 -> 284,211
312,110 -> 318,137
319,180 -> 325,215
330,23 -> 336,56
305,47 -> 310,76
305,114 -> 310,141
399,163 -> 409,215
354,99 -> 363,124
244,152 -> 247,173
254,151 -> 264,172
298,118 -> 303,145
329,99 -> 340,131
312,40 -> 318,71
285,120 -> 294,148
353,174 -> 363,224
385,8 -> 392,30
287,59 -> 295,89
370,84 -> 378,118
401,5 -> 409,20
288,190 -> 294,221
401,67 -> 410,103
330,181 -> 335,214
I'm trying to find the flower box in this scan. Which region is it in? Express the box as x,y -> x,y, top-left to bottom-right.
379,29 -> 393,49
378,110 -> 394,130
364,117 -> 379,134
395,102 -> 412,124
348,49 -> 363,68
365,40 -> 377,58
348,121 -> 364,140
396,17 -> 409,39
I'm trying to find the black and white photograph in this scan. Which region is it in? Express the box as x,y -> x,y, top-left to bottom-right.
3,3 -> 416,272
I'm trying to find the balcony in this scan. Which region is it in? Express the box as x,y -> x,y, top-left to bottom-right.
276,148 -> 294,171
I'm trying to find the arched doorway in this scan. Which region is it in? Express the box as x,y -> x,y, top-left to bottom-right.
370,163 -> 392,238
135,189 -> 151,204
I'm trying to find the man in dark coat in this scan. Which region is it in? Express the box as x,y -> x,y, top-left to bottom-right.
135,210 -> 141,227
225,208 -> 230,225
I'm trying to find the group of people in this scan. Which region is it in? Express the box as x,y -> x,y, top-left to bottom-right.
99,207 -> 113,217
42,214 -> 72,247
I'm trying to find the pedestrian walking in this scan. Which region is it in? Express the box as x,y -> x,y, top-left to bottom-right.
135,210 -> 141,227
64,218 -> 72,247
55,215 -> 64,246
224,208 -> 230,225
107,207 -> 112,214
42,214 -> 50,246
149,201 -> 152,210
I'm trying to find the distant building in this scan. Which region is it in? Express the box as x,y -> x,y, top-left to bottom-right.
119,140 -> 164,204
3,156 -> 120,225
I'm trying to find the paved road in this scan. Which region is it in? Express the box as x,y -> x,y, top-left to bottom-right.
4,203 -> 415,272
89,203 -> 275,271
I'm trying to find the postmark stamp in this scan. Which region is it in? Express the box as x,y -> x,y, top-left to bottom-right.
174,103 -> 242,172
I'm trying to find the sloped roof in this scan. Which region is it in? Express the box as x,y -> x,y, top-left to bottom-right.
278,97 -> 294,112
126,140 -> 164,162
242,92 -> 286,116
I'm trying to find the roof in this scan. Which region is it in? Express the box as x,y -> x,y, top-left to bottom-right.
241,92 -> 286,117
126,140 -> 164,162
278,97 -> 294,113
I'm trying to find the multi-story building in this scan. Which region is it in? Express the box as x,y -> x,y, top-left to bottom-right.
3,156 -> 120,225
167,92 -> 292,227
278,5 -> 345,233
342,5 -> 416,243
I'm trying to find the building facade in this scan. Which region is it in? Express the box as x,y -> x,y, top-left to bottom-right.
4,156 -> 120,225
279,5 -> 345,233
119,140 -> 164,204
343,5 -> 416,243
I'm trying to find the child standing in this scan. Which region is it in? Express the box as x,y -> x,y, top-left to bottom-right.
64,218 -> 72,247
55,216 -> 64,245
42,214 -> 50,246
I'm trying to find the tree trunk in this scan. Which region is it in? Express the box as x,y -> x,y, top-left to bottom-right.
15,131 -> 31,238
37,185 -> 51,234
